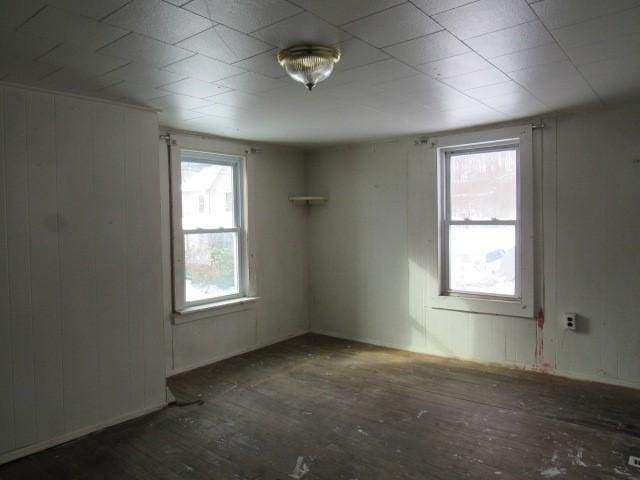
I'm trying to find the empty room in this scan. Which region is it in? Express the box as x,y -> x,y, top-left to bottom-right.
1,0 -> 640,478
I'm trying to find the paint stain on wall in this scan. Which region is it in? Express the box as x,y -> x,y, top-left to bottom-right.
535,308 -> 545,365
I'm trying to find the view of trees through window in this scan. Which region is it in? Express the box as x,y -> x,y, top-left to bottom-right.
181,159 -> 239,302
446,147 -> 517,296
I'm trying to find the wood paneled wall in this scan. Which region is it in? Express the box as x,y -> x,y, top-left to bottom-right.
306,103 -> 640,390
0,86 -> 166,463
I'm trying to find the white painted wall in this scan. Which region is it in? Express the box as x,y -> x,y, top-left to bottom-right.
306,103 -> 640,389
0,86 -> 166,463
160,132 -> 308,375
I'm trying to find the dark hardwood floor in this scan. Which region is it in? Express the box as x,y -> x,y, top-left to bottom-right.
1,334 -> 639,479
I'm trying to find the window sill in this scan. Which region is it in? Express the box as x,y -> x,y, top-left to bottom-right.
173,296 -> 260,324
429,294 -> 533,318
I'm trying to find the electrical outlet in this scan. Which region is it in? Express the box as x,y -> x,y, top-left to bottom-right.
564,313 -> 577,330
629,456 -> 640,468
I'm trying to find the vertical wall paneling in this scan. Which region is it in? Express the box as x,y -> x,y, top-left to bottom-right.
136,111 -> 165,407
124,112 -> 146,411
0,86 -> 165,464
57,96 -> 101,433
4,89 -> 37,448
93,105 -> 131,420
307,104 -> 640,390
164,133 -> 308,374
27,92 -> 65,442
0,89 -> 16,454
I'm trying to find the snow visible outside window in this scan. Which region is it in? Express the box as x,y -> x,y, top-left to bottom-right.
173,151 -> 243,309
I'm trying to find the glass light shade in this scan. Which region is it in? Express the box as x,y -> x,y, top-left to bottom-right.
277,46 -> 341,91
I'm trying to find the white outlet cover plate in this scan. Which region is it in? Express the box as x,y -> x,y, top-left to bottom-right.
629,455 -> 640,468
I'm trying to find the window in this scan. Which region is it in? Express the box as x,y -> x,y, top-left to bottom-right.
433,126 -> 534,318
441,144 -> 519,297
171,149 -> 244,310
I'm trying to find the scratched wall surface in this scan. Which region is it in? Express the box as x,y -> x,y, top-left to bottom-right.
306,102 -> 640,389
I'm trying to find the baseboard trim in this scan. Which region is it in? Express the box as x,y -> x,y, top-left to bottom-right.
0,403 -> 167,466
167,329 -> 310,377
311,329 -> 640,391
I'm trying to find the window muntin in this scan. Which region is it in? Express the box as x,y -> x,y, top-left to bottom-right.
441,143 -> 520,298
173,150 -> 244,309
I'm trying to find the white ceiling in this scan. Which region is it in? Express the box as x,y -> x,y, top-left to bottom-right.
2,0 -> 640,145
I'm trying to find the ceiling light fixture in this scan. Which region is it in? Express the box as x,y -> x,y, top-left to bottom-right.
277,45 -> 341,91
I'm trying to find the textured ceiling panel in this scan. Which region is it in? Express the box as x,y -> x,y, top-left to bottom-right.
45,0 -> 129,20
104,0 -> 212,44
184,0 -> 302,33
342,3 -> 441,48
1,0 -> 639,145
21,6 -> 128,50
176,25 -> 273,63
291,0 -> 404,25
98,32 -> 194,68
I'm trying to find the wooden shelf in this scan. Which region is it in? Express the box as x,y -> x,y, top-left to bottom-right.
289,196 -> 328,205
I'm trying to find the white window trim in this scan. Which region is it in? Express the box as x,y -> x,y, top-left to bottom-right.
170,145 -> 250,313
429,125 -> 534,318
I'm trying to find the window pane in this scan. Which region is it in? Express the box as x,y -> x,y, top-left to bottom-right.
185,232 -> 239,302
449,225 -> 516,296
181,161 -> 235,229
449,148 -> 517,220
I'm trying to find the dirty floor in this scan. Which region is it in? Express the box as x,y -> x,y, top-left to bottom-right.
1,334 -> 639,479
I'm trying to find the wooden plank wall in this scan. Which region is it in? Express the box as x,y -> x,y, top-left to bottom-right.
0,86 -> 165,462
306,104 -> 640,390
159,133 -> 309,375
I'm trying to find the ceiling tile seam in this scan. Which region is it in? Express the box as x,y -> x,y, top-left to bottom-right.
334,2 -> 412,27
97,61 -> 190,89
526,1 -> 603,104
408,0 -> 478,17
461,19 -> 547,42
171,23 -> 276,56
172,1 -> 303,37
31,41 -> 64,63
487,43 -> 567,74
95,30 -> 204,65
158,59 -> 247,85
419,10 -> 559,116
94,79 -> 127,94
213,26 -> 247,60
97,1 -> 134,22
30,65 -> 65,84
31,18 -> 134,58
375,27 -> 447,49
335,56 -> 394,75
245,8 -> 309,35
541,3 -> 640,31
14,4 -> 48,30
154,81 -> 222,100
98,0 -> 215,46
229,48 -> 279,68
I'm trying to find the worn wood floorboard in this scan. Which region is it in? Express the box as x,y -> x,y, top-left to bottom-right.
0,334 -> 639,479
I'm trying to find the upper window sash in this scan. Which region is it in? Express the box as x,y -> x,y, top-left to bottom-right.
178,151 -> 243,233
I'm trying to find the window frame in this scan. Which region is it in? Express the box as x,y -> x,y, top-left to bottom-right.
431,125 -> 534,318
440,142 -> 521,300
170,147 -> 246,312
